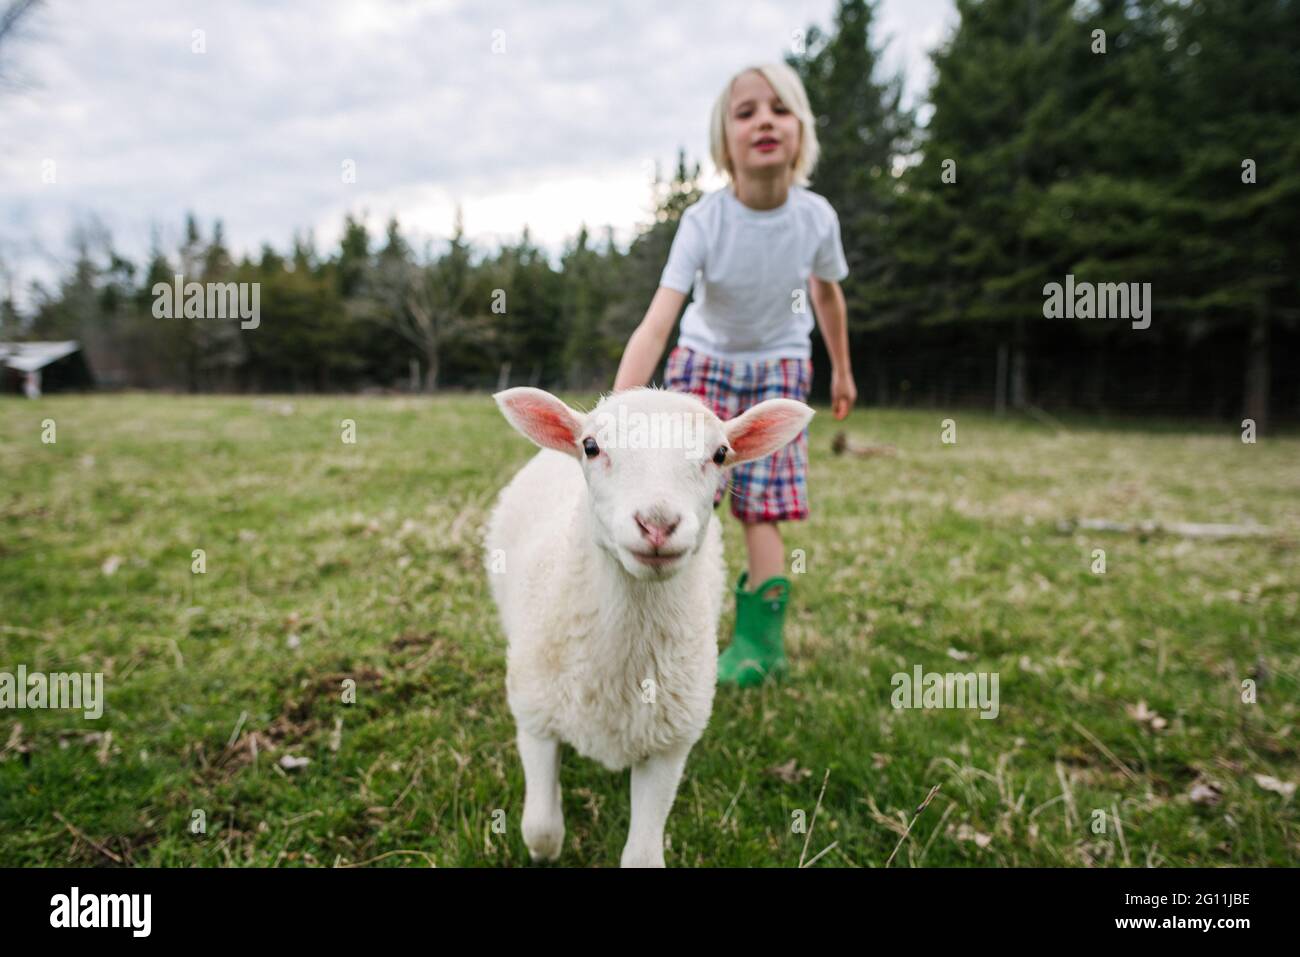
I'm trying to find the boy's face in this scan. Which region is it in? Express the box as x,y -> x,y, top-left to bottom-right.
725,70 -> 801,180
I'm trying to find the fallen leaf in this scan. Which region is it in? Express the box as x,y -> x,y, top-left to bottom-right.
1189,780 -> 1223,806
764,759 -> 811,783
954,823 -> 993,848
1,722 -> 29,759
1254,774 -> 1296,799
1126,700 -> 1168,731
96,731 -> 113,766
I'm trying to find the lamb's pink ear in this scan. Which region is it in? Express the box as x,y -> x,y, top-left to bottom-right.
493,387 -> 585,459
723,399 -> 814,466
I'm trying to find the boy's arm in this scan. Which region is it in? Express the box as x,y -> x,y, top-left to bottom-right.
810,276 -> 857,420
613,285 -> 687,390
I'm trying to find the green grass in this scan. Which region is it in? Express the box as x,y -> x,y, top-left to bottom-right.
1,393 -> 1297,867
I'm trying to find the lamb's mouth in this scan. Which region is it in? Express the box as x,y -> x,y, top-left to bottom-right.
629,549 -> 687,569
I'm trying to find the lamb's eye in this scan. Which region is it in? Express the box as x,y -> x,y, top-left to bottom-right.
582,437 -> 600,458
712,446 -> 728,466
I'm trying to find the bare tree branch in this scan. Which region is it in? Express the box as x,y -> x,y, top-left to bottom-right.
0,0 -> 40,56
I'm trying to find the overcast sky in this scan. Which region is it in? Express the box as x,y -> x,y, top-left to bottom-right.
0,0 -> 956,301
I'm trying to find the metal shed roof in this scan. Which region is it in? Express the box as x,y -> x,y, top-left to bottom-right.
0,341 -> 81,373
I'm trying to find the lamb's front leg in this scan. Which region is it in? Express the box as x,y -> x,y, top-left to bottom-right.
621,742 -> 692,868
517,726 -> 564,862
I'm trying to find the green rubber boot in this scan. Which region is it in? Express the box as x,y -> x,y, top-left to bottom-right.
717,572 -> 791,689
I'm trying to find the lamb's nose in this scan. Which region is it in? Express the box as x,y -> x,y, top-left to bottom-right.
635,512 -> 680,549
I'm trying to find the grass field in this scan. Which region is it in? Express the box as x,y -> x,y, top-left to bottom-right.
1,393 -> 1297,867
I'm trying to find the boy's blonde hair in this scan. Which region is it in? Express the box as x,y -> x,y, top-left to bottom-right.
709,62 -> 820,187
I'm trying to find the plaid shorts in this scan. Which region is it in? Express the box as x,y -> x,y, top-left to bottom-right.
663,344 -> 811,524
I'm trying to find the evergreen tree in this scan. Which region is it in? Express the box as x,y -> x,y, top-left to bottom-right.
787,0 -> 916,404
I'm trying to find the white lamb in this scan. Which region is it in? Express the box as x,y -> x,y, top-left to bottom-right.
485,385 -> 814,867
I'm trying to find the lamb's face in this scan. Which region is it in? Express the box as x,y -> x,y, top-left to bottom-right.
494,386 -> 816,582
579,392 -> 730,580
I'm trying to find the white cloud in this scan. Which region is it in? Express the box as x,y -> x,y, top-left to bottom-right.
0,0 -> 955,302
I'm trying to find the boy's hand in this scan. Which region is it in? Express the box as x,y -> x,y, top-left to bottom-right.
831,368 -> 857,420
810,278 -> 855,420
614,285 -> 686,391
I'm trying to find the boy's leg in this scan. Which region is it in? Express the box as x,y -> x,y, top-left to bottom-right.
743,520 -> 785,600
717,355 -> 810,688
718,514 -> 794,688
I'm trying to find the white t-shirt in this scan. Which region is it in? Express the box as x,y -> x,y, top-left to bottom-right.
658,184 -> 849,362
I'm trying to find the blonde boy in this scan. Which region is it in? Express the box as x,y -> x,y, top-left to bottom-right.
614,62 -> 857,688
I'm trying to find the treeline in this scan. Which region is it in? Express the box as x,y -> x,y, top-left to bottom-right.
4,0 -> 1298,424
796,0 -> 1298,426
7,170 -> 697,395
